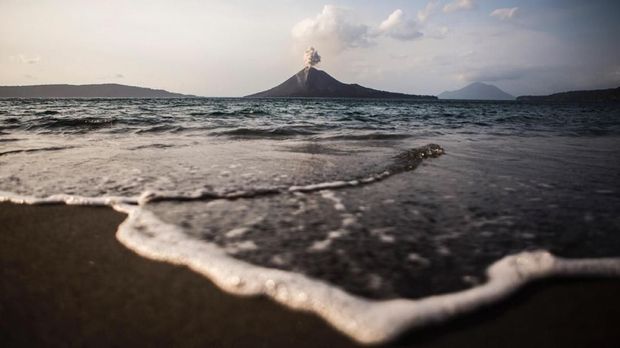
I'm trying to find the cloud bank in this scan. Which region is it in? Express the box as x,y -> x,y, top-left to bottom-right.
292,4 -> 438,54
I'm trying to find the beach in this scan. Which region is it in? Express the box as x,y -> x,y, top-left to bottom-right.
1,202 -> 619,347
3,0 -> 620,345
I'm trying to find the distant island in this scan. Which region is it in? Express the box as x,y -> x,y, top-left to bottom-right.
438,82 -> 515,101
517,86 -> 620,102
0,84 -> 195,98
246,67 -> 436,100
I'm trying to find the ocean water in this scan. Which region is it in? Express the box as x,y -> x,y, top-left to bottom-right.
2,98 -> 620,343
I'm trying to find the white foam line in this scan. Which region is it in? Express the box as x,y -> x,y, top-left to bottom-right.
0,190 -> 138,205
287,171 -> 389,193
289,180 -> 358,192
2,192 -> 620,344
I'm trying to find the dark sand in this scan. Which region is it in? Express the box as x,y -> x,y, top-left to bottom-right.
1,202 -> 619,348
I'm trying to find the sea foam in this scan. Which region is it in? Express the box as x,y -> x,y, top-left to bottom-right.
2,190 -> 619,344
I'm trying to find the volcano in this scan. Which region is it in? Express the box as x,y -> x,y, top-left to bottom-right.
245,67 -> 436,99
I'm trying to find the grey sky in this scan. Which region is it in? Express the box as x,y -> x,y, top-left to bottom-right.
1,0 -> 619,96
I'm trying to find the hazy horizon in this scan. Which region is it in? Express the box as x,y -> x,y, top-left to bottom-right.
2,0 -> 619,97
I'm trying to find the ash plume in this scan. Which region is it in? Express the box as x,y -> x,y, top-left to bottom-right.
304,47 -> 321,67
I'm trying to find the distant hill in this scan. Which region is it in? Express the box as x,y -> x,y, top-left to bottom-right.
517,86 -> 620,102
0,84 -> 195,98
438,82 -> 514,101
246,67 -> 436,100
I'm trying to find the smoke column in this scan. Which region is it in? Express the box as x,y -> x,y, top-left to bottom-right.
304,47 -> 321,67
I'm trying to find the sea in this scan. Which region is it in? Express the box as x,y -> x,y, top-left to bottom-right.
1,98 -> 620,343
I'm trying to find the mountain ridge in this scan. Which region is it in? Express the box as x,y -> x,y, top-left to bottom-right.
0,83 -> 195,98
517,86 -> 620,102
438,82 -> 514,100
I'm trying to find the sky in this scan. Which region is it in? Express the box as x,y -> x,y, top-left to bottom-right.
1,0 -> 619,97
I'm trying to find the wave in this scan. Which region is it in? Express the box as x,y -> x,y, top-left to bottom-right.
318,133 -> 412,141
0,146 -> 74,157
34,110 -> 60,115
3,117 -> 20,124
136,144 -> 444,203
135,125 -> 187,133
1,189 -> 619,344
233,108 -> 270,116
27,117 -> 118,130
128,143 -> 179,150
190,108 -> 270,117
210,127 -> 317,138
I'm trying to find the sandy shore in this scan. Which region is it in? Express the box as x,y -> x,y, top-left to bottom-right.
1,202 -> 619,347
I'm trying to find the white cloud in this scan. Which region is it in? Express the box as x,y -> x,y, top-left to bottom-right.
292,5 -> 371,52
378,9 -> 423,41
443,0 -> 476,13
417,0 -> 438,23
490,7 -> 519,20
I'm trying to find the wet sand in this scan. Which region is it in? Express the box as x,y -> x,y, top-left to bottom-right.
1,202 -> 619,347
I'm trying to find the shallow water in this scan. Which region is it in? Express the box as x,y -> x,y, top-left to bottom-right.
1,98 -> 619,341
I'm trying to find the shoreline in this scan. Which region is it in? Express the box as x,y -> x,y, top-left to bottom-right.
1,202 -> 619,347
